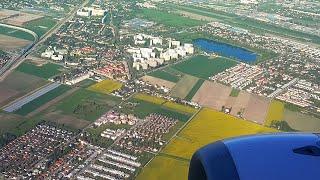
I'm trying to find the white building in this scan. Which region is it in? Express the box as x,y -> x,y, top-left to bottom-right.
170,40 -> 181,48
77,7 -> 106,17
66,72 -> 93,85
76,9 -> 91,17
41,50 -> 54,58
51,54 -> 63,61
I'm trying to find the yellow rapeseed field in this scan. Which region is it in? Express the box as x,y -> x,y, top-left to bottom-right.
137,155 -> 189,180
137,108 -> 278,180
264,100 -> 284,126
133,93 -> 166,105
87,79 -> 122,94
163,108 -> 277,159
162,101 -> 197,115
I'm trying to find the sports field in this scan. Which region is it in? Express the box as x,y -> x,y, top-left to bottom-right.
138,108 -> 277,179
170,75 -> 199,99
138,9 -> 205,28
87,79 -> 122,94
264,100 -> 284,126
55,89 -> 121,121
23,17 -> 57,37
172,56 -> 237,79
148,70 -> 181,83
16,62 -> 62,79
14,85 -> 70,116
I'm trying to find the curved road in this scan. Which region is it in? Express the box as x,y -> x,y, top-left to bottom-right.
0,23 -> 38,78
0,0 -> 90,81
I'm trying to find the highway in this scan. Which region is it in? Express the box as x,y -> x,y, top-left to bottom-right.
0,23 -> 38,78
0,0 -> 90,81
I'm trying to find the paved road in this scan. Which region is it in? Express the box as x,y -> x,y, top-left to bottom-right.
0,0 -> 90,81
3,82 -> 60,112
0,23 -> 38,78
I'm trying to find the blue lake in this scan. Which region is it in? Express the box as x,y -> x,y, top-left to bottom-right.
193,38 -> 258,63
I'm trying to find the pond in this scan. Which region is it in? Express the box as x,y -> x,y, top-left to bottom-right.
193,38 -> 258,63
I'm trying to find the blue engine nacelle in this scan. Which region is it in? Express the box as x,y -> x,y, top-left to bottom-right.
189,133 -> 320,180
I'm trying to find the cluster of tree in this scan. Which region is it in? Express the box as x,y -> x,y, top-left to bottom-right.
270,120 -> 296,132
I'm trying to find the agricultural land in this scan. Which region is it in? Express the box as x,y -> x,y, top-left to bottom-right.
87,79 -> 123,94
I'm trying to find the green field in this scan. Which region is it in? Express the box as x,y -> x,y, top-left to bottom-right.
283,109 -> 320,131
132,93 -> 197,116
148,70 -> 181,83
16,62 -> 62,79
137,9 -> 205,28
14,85 -> 71,116
0,112 -> 44,147
0,26 -> 35,41
23,17 -> 57,37
172,55 -> 237,79
170,75 -> 199,99
120,93 -> 197,122
229,88 -> 240,97
0,113 -> 23,133
55,89 -> 121,121
120,99 -> 191,122
184,79 -> 205,101
162,101 -> 198,115
75,79 -> 96,88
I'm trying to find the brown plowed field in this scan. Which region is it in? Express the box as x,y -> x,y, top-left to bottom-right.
192,81 -> 231,110
243,94 -> 270,124
141,75 -> 176,89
